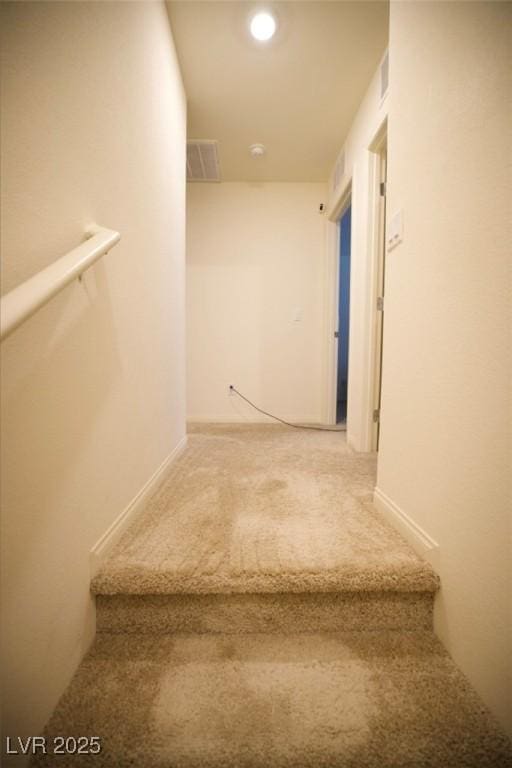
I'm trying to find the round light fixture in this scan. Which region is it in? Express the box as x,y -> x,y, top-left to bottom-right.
250,12 -> 276,42
249,143 -> 266,157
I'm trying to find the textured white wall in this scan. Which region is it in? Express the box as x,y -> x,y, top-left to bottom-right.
186,183 -> 326,423
377,1 -> 512,735
0,1 -> 186,755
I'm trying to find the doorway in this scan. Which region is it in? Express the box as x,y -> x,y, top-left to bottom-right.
336,202 -> 351,423
370,131 -> 387,449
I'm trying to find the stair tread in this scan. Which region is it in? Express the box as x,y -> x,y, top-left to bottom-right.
33,630 -> 512,768
92,560 -> 439,595
92,425 -> 439,597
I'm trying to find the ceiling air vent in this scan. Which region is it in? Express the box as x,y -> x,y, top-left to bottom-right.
333,150 -> 345,194
380,51 -> 389,99
186,140 -> 221,182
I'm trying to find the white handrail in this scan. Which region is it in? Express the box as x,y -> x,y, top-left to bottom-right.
0,226 -> 121,342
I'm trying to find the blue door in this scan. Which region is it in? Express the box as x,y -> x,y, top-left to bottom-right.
337,205 -> 351,423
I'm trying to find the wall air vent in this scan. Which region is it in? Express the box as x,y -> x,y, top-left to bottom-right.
186,140 -> 221,182
380,51 -> 389,99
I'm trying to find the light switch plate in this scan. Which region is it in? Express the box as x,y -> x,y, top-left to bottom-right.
387,210 -> 403,252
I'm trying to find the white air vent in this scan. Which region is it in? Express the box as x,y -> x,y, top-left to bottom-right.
333,150 -> 345,194
187,140 -> 221,182
380,51 -> 389,99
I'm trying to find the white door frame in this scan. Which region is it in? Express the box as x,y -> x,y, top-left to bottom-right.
322,117 -> 388,450
368,123 -> 387,450
365,120 -> 387,451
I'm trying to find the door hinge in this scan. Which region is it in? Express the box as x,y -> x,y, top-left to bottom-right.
373,408 -> 380,423
376,296 -> 384,311
334,331 -> 339,338
380,182 -> 386,197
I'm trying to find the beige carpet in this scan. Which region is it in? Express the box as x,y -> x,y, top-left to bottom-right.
96,590 -> 435,635
30,425 -> 512,767
92,425 -> 438,595
32,631 -> 512,768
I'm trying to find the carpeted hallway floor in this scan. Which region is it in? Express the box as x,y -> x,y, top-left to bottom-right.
91,424 -> 437,595
33,425 -> 512,767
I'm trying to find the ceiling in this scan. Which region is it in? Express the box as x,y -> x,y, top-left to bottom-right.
166,1 -> 389,182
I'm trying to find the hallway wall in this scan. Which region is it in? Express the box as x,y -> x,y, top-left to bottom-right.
377,1 -> 512,735
186,182 -> 326,424
0,1 -> 186,755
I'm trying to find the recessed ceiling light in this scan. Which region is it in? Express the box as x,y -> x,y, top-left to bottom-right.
250,12 -> 276,42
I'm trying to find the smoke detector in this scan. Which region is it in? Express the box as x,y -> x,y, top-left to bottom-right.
186,140 -> 221,182
249,143 -> 266,158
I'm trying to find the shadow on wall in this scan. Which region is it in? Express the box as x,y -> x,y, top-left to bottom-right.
0,260 -> 120,628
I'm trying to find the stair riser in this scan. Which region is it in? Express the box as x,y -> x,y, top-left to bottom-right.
96,592 -> 434,634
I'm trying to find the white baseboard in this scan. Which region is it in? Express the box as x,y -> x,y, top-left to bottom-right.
373,487 -> 440,569
187,415 -> 323,424
90,436 -> 187,577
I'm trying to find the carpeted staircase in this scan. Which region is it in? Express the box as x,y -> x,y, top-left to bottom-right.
33,425 -> 512,767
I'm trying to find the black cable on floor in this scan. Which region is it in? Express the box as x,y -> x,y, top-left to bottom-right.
229,386 -> 346,432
